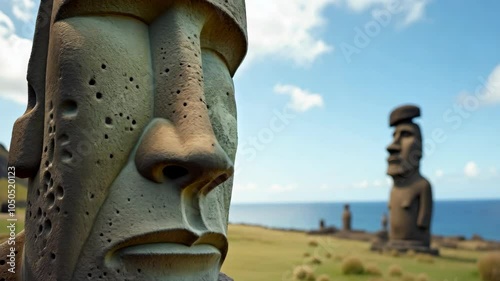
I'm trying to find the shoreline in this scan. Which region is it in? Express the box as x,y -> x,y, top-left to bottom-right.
229,222 -> 500,251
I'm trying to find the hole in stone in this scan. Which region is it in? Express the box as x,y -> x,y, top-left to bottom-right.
227,92 -> 230,96
183,102 -> 187,106
105,117 -> 113,125
104,134 -> 109,139
101,64 -> 107,70
176,90 -> 181,94
47,192 -> 55,206
109,154 -> 114,159
165,68 -> 170,73
61,100 -> 78,117
136,85 -> 139,89
48,126 -> 52,134
183,115 -> 187,118
44,219 -> 52,233
96,92 -> 102,99
62,149 -> 73,162
55,206 -> 60,213
129,77 -> 134,82
58,134 -> 69,145
132,120 -> 136,125
119,113 -> 123,117
56,185 -> 64,199
51,252 -> 56,259
89,78 -> 96,85
50,113 -> 54,119
163,166 -> 189,180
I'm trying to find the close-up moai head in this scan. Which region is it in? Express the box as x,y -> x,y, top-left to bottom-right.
3,0 -> 248,280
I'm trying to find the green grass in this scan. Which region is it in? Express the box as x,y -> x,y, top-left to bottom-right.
0,221 -> 490,281
222,224 -> 487,281
0,178 -> 28,203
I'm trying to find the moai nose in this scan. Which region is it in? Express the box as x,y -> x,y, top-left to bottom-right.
135,118 -> 234,194
387,141 -> 401,155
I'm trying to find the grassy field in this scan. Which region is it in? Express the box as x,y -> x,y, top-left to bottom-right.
0,178 -> 28,203
222,224 -> 490,281
0,222 -> 492,281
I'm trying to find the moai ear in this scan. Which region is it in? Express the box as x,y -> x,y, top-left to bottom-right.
8,0 -> 53,178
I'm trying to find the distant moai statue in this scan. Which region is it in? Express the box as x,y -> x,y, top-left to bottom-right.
382,213 -> 388,232
342,204 -> 352,231
381,105 -> 438,255
319,219 -> 325,230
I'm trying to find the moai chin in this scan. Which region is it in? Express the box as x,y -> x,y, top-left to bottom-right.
0,0 -> 248,280
384,105 -> 438,255
342,204 -> 351,231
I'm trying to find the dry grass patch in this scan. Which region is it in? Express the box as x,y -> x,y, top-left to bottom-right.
477,252 -> 500,281
341,256 -> 364,275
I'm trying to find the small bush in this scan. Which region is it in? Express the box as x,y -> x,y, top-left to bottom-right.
388,264 -> 403,277
308,239 -> 319,247
391,249 -> 401,257
478,252 -> 500,281
407,249 -> 417,257
402,274 -> 416,281
341,257 -> 364,275
316,274 -> 331,281
416,273 -> 430,281
307,256 -> 322,265
293,265 -> 316,281
303,252 -> 311,258
325,252 -> 332,259
416,254 -> 435,264
365,263 -> 382,276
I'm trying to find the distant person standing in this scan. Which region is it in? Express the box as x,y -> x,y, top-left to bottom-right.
342,204 -> 352,231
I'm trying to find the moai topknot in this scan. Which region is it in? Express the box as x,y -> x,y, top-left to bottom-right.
342,204 -> 352,231
0,0 -> 248,280
384,105 -> 438,255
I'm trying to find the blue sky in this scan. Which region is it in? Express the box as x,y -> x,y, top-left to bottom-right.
1,0 -> 499,203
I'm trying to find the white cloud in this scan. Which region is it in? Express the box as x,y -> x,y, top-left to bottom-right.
269,184 -> 296,193
435,169 -> 444,178
353,180 -> 369,189
12,0 -> 37,23
234,183 -> 258,192
373,180 -> 382,187
457,64 -> 500,107
347,0 -> 430,26
245,0 -> 336,66
274,84 -> 324,112
244,0 -> 430,67
464,162 -> 479,178
0,11 -> 32,104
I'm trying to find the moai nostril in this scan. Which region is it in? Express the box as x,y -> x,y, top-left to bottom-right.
163,165 -> 189,180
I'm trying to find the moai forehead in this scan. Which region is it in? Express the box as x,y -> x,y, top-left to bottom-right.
53,0 -> 248,75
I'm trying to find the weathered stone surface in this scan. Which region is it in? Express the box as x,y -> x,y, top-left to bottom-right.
374,104 -> 438,255
1,0 -> 248,280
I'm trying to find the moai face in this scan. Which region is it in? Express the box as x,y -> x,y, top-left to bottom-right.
386,123 -> 422,178
8,0 -> 247,280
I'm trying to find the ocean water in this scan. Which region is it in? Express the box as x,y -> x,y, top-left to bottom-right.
229,200 -> 500,241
